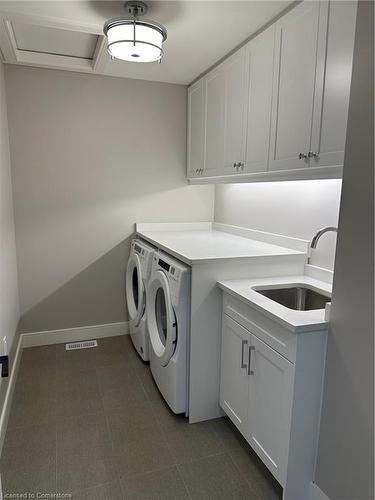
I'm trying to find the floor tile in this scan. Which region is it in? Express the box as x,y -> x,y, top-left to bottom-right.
7,390 -> 56,428
55,368 -> 103,417
178,453 -> 258,500
56,349 -> 97,375
228,443 -> 282,500
21,344 -> 57,366
15,363 -> 57,397
211,416 -> 248,450
212,417 -> 282,500
56,367 -> 99,393
3,336 -> 283,499
97,364 -> 148,411
137,367 -> 166,405
72,480 -> 123,500
1,422 -> 56,471
150,395 -> 188,432
165,419 -> 225,464
115,432 -> 175,478
56,412 -> 113,456
57,450 -> 117,493
121,466 -> 190,499
106,404 -> 160,451
1,461 -> 56,497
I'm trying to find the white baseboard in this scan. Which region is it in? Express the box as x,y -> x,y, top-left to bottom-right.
309,482 -> 330,500
21,321 -> 129,348
0,333 -> 23,454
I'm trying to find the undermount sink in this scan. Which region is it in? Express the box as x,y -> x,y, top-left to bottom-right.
254,285 -> 331,311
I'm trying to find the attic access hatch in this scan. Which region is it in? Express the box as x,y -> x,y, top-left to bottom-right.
0,14 -> 107,73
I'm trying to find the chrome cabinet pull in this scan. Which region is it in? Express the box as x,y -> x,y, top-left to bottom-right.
308,151 -> 319,159
298,153 -> 307,159
248,346 -> 255,375
241,340 -> 248,369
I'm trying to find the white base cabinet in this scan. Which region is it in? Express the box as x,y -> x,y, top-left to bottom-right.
219,293 -> 327,500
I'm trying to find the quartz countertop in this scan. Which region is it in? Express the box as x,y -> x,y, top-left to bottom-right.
136,223 -> 306,266
218,275 -> 332,333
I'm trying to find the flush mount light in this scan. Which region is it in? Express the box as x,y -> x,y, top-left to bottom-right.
103,1 -> 167,63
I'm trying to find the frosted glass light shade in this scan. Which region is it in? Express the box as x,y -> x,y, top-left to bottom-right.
104,19 -> 166,63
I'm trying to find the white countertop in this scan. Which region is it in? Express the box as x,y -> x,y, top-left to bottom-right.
136,223 -> 306,265
218,275 -> 332,333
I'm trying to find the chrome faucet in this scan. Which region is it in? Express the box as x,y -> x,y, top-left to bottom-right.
308,226 -> 338,263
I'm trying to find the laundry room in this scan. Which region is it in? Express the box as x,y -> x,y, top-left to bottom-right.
0,1 -> 373,500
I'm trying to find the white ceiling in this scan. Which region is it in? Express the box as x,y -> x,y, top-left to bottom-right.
0,1 -> 292,85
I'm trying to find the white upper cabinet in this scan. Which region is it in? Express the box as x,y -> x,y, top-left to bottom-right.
204,65 -> 226,176
187,0 -> 357,182
269,1 -> 328,171
243,25 -> 275,173
310,0 -> 357,168
187,80 -> 205,177
223,49 -> 247,174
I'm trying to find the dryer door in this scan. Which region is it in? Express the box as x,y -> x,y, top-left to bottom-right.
125,253 -> 145,326
147,270 -> 177,366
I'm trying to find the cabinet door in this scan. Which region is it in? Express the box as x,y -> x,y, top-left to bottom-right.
220,315 -> 250,434
204,66 -> 226,176
269,1 -> 328,171
247,333 -> 294,486
187,80 -> 205,178
243,26 -> 275,173
223,49 -> 247,175
310,0 -> 357,168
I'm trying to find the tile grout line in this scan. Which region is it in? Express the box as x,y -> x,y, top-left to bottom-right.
174,462 -> 193,500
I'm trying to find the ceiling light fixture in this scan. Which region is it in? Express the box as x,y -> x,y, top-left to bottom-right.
103,1 -> 167,63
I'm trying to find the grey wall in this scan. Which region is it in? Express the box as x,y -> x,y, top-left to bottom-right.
214,179 -> 342,270
0,59 -> 19,353
5,66 -> 214,333
315,2 -> 374,499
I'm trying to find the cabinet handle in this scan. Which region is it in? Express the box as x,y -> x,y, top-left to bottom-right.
248,346 -> 255,375
241,340 -> 248,369
308,151 -> 319,159
233,162 -> 238,169
298,153 -> 308,160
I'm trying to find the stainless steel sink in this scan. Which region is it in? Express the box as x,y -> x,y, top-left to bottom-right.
254,285 -> 331,311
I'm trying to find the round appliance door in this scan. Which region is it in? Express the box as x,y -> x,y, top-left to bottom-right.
125,253 -> 145,326
147,270 -> 177,366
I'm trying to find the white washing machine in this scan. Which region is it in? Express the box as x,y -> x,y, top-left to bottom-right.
146,251 -> 191,415
125,239 -> 155,361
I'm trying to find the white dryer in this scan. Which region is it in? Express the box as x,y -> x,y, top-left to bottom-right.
125,239 -> 155,361
146,252 -> 190,415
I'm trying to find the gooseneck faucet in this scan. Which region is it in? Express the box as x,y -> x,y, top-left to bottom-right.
308,226 -> 338,263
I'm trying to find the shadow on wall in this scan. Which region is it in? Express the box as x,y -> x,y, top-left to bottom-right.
18,236 -> 133,334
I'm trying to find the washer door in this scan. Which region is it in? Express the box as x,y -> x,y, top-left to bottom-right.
125,253 -> 145,326
147,270 -> 177,366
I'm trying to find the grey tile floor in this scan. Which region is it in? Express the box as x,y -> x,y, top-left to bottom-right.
1,335 -> 282,499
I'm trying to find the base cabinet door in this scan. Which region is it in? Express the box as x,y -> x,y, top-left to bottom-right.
219,315 -> 250,435
247,333 -> 294,486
